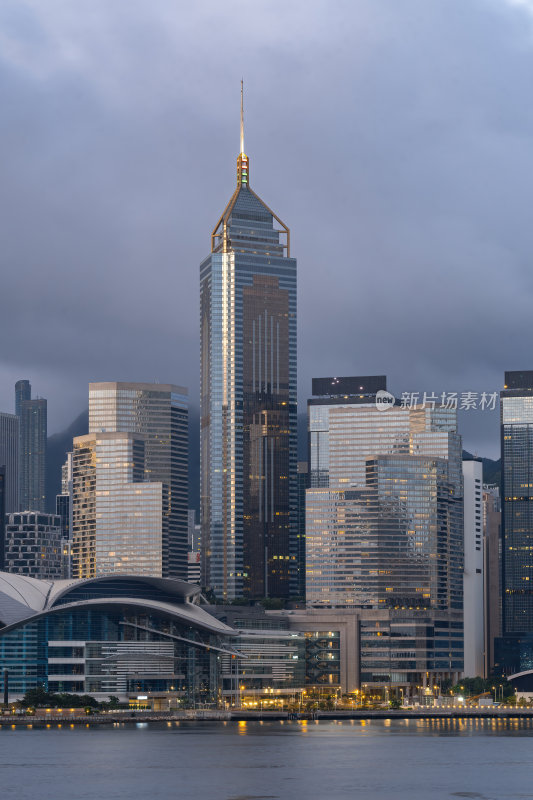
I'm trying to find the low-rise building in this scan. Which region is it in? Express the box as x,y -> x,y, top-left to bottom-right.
0,573 -> 237,702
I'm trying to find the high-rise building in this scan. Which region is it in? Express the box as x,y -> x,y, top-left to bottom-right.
71,382 -> 188,579
0,412 -> 19,512
56,452 -> 72,544
483,483 -> 501,675
4,511 -> 62,580
72,431 -> 164,578
462,457 -> 484,677
188,509 -> 201,553
187,510 -> 201,585
56,453 -> 73,579
15,380 -> 47,512
494,371 -> 533,675
296,462 -> 309,600
0,466 -> 5,569
200,88 -> 297,600
305,377 -> 464,688
500,371 -> 533,635
15,379 -> 30,419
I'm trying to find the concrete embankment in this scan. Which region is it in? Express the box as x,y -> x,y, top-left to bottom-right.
2,708 -> 533,726
233,708 -> 533,721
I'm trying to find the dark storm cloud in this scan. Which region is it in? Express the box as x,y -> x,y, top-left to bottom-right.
1,0 -> 532,456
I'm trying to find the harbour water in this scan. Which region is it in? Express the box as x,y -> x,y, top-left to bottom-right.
2,718 -> 533,799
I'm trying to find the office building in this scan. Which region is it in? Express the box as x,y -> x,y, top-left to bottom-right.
72,431 -> 164,578
209,606 -> 305,704
495,371 -> 533,674
86,382 -> 188,578
4,512 -> 62,580
188,509 -> 201,553
296,462 -> 308,599
56,452 -> 72,542
305,376 -> 464,689
56,455 -> 73,579
500,371 -> 533,635
0,412 -> 19,513
15,380 -> 47,512
200,89 -> 297,600
483,484 -> 501,675
462,457 -> 484,677
187,510 -> 201,584
187,551 -> 201,584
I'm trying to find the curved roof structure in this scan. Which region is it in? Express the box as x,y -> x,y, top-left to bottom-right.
0,572 -> 233,637
507,670 -> 533,691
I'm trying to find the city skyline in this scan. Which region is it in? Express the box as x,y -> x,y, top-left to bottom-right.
2,4 -> 533,797
3,2 -> 533,457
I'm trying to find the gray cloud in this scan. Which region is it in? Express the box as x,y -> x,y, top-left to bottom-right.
1,0 -> 532,457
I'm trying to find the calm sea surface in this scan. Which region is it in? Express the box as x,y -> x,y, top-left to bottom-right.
2,718 -> 533,800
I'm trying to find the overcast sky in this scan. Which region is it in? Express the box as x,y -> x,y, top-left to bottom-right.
2,0 -> 533,457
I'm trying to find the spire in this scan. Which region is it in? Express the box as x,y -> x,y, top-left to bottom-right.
237,80 -> 249,187
240,78 -> 244,155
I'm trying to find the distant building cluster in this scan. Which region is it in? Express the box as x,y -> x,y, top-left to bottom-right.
0,108 -> 531,706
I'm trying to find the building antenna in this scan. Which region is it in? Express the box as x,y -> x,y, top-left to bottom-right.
240,79 -> 245,155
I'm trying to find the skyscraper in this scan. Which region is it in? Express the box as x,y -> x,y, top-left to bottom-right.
0,412 -> 19,512
500,371 -> 533,636
296,461 -> 309,600
15,380 -> 47,512
73,381 -> 188,578
56,452 -> 73,543
462,457 -> 484,677
483,483 -> 501,675
200,86 -> 297,600
72,431 -> 164,578
56,452 -> 73,578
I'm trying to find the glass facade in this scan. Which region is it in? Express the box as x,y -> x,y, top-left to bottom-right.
309,400 -> 462,492
501,372 -> 533,635
72,433 -> 163,578
86,383 -> 188,579
359,614 -> 464,684
307,392 -> 463,609
0,606 -> 226,700
306,455 -> 462,611
0,575 -> 236,701
220,629 -> 305,698
200,148 -> 297,600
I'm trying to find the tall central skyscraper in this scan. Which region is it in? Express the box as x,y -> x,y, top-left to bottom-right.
200,87 -> 297,600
